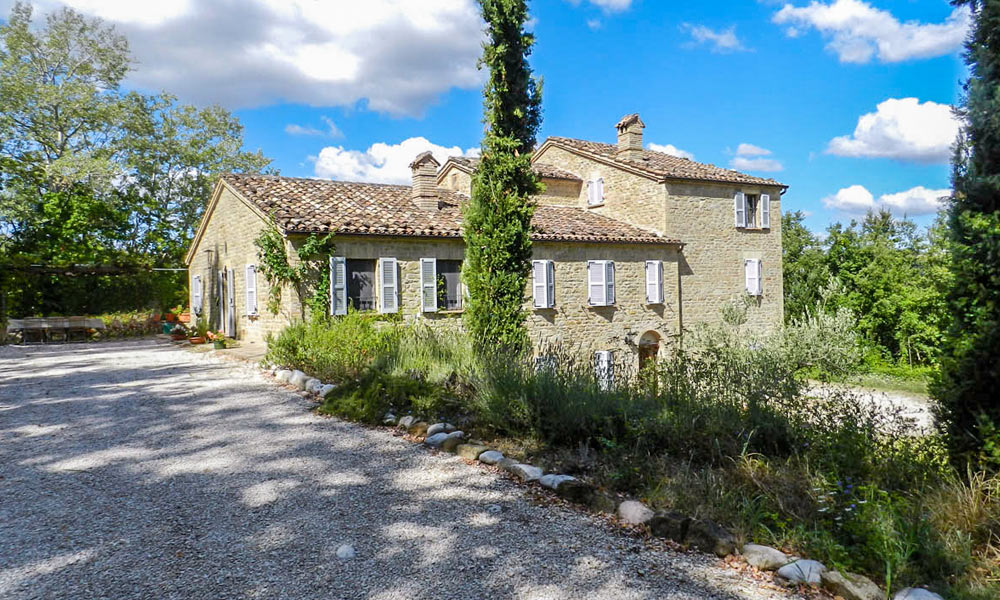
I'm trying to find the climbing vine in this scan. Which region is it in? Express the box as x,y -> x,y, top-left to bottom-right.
253,225 -> 335,316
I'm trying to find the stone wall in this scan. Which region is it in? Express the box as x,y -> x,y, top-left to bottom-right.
320,236 -> 680,371
532,145 -> 668,236
186,185 -> 299,348
664,181 -> 785,332
527,242 -> 681,372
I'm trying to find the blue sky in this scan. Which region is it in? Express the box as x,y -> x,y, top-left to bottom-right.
8,0 -> 970,233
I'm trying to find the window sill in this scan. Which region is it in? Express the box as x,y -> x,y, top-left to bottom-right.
738,226 -> 770,231
425,309 -> 464,315
587,202 -> 605,209
587,303 -> 616,308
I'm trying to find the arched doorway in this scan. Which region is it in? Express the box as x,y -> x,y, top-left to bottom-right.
638,330 -> 661,372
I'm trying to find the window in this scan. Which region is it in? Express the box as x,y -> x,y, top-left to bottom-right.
421,258 -> 462,312
735,192 -> 772,229
331,257 -> 376,315
594,350 -> 614,390
245,264 -> 258,315
587,177 -> 604,206
347,259 -> 376,311
745,194 -> 759,228
378,257 -> 399,313
438,260 -> 462,310
587,260 -> 615,306
745,259 -> 762,296
645,260 -> 663,304
532,260 -> 555,308
192,275 -> 203,315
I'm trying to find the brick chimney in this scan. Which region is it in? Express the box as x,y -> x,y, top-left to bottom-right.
409,151 -> 441,210
616,113 -> 645,161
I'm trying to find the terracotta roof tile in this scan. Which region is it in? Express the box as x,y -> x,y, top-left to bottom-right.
545,136 -> 784,187
222,173 -> 678,245
444,156 -> 582,181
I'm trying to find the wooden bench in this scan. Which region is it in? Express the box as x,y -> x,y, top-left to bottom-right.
6,317 -> 105,344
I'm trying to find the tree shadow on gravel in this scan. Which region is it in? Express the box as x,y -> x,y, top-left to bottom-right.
0,340 -> 800,600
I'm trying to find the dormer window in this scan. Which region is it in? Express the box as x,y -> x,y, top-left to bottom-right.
587,177 -> 604,206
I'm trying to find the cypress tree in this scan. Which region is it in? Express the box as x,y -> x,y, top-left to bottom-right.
462,0 -> 542,352
933,0 -> 1000,467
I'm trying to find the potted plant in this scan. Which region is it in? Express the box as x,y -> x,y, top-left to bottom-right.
169,323 -> 187,341
189,317 -> 209,344
207,330 -> 226,350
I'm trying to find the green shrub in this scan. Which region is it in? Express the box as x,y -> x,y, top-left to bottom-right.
265,311 -> 399,384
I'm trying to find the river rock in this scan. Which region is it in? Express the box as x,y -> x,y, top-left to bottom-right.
407,421 -> 429,437
426,423 -> 449,436
440,432 -> 464,452
505,463 -> 543,482
288,370 -> 308,389
275,369 -> 291,382
686,518 -> 736,557
478,450 -> 504,465
318,384 -> 336,398
538,474 -> 576,490
777,559 -> 827,586
821,570 -> 883,600
894,588 -> 944,600
397,416 -> 416,429
617,500 -> 654,525
742,544 -> 789,571
649,511 -> 690,542
455,444 -> 488,460
424,433 -> 450,447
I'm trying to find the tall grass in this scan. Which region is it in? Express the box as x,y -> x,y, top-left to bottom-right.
267,311 -> 998,599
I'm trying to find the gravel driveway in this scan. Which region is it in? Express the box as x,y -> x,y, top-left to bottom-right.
0,339 -> 803,600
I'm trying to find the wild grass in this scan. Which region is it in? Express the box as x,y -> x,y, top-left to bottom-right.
267,310 -> 998,599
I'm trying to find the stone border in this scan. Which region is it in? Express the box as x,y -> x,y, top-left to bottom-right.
249,359 -> 941,600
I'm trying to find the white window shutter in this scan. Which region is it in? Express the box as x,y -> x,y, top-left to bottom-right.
761,193 -> 771,228
379,257 -> 398,313
330,256 -> 347,315
420,258 -> 437,312
192,275 -> 202,314
532,261 -> 546,308
756,259 -> 763,295
605,261 -> 615,305
646,260 -> 663,304
587,260 -> 606,306
596,177 -> 604,203
734,192 -> 746,228
546,260 -> 555,308
245,265 -> 257,315
745,259 -> 762,296
594,351 -> 613,390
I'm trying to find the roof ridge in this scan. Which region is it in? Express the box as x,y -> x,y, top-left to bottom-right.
223,172 -> 413,190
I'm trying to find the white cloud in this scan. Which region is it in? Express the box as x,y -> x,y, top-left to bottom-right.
823,184 -> 950,215
730,143 -> 783,172
284,117 -> 343,138
570,0 -> 632,12
314,137 -> 478,184
735,143 -> 772,157
773,0 -> 971,64
587,19 -> 602,30
823,184 -> 875,212
731,157 -> 784,172
647,143 -> 694,160
8,0 -> 484,116
879,186 -> 950,215
682,23 -> 749,53
827,97 -> 961,163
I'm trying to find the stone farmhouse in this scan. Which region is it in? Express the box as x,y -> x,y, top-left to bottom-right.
184,114 -> 786,377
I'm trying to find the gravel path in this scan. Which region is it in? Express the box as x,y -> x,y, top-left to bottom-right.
0,339 -> 803,600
